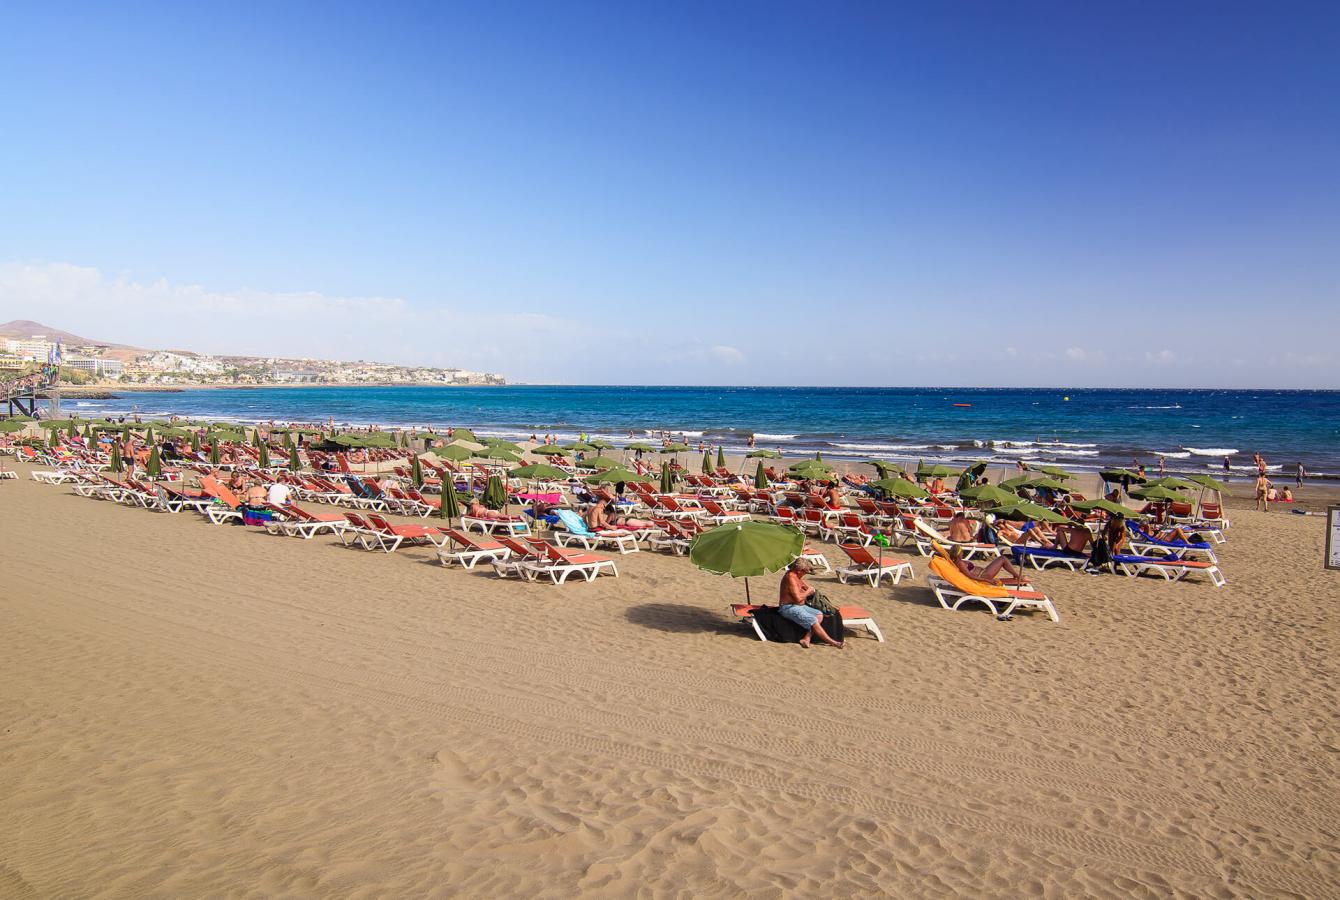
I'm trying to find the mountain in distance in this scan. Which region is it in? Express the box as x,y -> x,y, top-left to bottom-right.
0,320 -> 146,361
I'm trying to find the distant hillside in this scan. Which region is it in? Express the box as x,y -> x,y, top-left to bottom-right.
0,320 -> 144,361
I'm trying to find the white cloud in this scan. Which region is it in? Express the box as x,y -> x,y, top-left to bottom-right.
1144,349 -> 1177,364
709,345 -> 745,365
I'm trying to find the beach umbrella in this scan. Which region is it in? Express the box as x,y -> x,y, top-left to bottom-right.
625,442 -> 656,453
258,441 -> 270,468
209,441 -> 220,465
862,459 -> 901,478
575,454 -> 623,470
1028,464 -> 1075,480
661,442 -> 691,453
438,482 -> 462,522
959,483 -> 1016,505
283,431 -> 293,449
452,428 -> 477,443
482,474 -> 508,510
565,441 -> 597,452
746,449 -> 783,459
110,442 -> 123,474
143,426 -> 155,445
1026,476 -> 1070,491
1130,485 -> 1192,504
435,444 -> 473,462
584,467 -> 639,485
690,521 -> 804,604
702,452 -> 713,475
191,431 -> 200,453
1100,468 -> 1146,486
716,445 -> 726,469
534,446 -> 573,457
1071,499 -> 1132,517
482,437 -> 525,452
1187,474 -> 1230,493
478,446 -> 522,463
1144,476 -> 1197,491
511,463 -> 568,481
587,438 -> 615,450
870,477 -> 929,499
999,475 -> 1039,490
288,444 -> 301,472
67,420 -> 77,439
660,461 -> 674,494
755,460 -> 769,489
411,454 -> 424,488
0,420 -> 26,434
989,502 -> 1072,525
916,462 -> 958,479
145,445 -> 162,479
788,460 -> 833,479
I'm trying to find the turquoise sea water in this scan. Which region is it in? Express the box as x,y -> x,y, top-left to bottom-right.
67,385 -> 1340,476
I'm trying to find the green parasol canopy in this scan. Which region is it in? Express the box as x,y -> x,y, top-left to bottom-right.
584,467 -> 640,485
1144,476 -> 1198,491
1186,474 -> 1231,494
870,477 -> 929,499
863,459 -> 902,477
482,437 -> 524,452
1071,499 -> 1132,517
1000,475 -> 1040,490
477,446 -> 522,463
959,483 -> 1017,505
575,454 -> 623,469
534,445 -> 573,456
587,438 -> 615,450
625,442 -> 657,452
746,448 -> 783,458
989,501 -> 1072,525
510,463 -> 568,481
435,444 -> 473,462
660,442 -> 691,453
689,521 -> 804,578
916,462 -> 959,479
565,441 -> 597,452
1100,468 -> 1147,484
788,460 -> 833,479
452,428 -> 477,443
1028,464 -> 1075,480
482,474 -> 508,510
1130,485 -> 1192,503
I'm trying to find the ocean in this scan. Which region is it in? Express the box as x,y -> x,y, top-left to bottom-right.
66,385 -> 1340,477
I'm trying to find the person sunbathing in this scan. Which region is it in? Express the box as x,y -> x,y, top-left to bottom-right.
824,482 -> 843,509
779,560 -> 843,649
947,545 -> 1027,586
587,499 -> 653,531
466,499 -> 510,521
244,483 -> 268,506
1051,523 -> 1093,555
1150,523 -> 1196,543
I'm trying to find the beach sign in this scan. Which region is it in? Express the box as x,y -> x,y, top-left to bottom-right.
1327,506 -> 1340,571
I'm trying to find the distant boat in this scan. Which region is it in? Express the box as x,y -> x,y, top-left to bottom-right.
952,403 -> 971,408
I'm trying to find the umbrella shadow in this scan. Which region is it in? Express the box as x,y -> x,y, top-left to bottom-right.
624,602 -> 745,638
887,582 -> 942,609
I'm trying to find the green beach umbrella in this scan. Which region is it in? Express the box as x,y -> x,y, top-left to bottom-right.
482,474 -> 508,511
788,460 -> 833,479
916,462 -> 958,479
625,442 -> 657,453
482,437 -> 524,452
1029,464 -> 1075,480
110,442 -> 123,474
145,445 -> 162,479
438,483 -> 462,522
1071,499 -> 1132,517
191,431 -> 201,453
510,463 -> 568,481
870,477 -> 929,499
702,452 -> 713,475
534,445 -> 573,457
67,420 -> 77,439
452,428 -> 477,443
716,446 -> 726,469
288,444 -> 301,472
1186,474 -> 1230,493
584,467 -> 640,485
660,461 -> 674,494
1144,476 -> 1197,491
1000,475 -> 1039,490
587,438 -> 615,450
209,441 -> 221,465
1027,476 -> 1070,491
565,441 -> 597,452
257,441 -> 270,468
478,446 -> 522,463
689,521 -> 804,604
989,502 -> 1072,525
755,460 -> 769,489
0,421 -> 27,433
575,454 -> 623,470
863,459 -> 901,478
1100,468 -> 1147,485
959,483 -> 1017,505
411,454 -> 424,488
746,449 -> 783,459
283,431 -> 294,449
435,444 -> 473,462
661,442 -> 691,453
1130,485 -> 1192,504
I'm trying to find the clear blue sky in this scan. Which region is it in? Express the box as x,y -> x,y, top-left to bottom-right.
1,1 -> 1336,386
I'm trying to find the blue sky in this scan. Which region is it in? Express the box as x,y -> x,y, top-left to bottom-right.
1,1 -> 1337,386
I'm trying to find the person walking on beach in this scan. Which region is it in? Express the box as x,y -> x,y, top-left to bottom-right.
1253,452 -> 1266,476
1255,472 -> 1271,512
1296,462 -> 1305,487
1223,457 -> 1231,478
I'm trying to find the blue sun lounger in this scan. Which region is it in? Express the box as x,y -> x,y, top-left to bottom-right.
1009,546 -> 1088,571
1126,522 -> 1218,563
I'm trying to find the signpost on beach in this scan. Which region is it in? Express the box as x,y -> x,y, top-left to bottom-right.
1327,506 -> 1340,571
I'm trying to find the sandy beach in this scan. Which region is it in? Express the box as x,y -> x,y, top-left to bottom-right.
1,455 -> 1337,898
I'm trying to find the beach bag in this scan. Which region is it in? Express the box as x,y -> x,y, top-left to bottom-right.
1089,537 -> 1111,569
807,590 -> 837,615
241,508 -> 274,527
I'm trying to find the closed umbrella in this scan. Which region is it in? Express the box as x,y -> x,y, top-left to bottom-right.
660,461 -> 674,494
191,431 -> 201,453
483,474 -> 508,510
702,452 -> 713,475
716,445 -> 726,469
145,445 -> 162,479
690,521 -> 804,604
438,482 -> 462,523
411,454 -> 424,488
755,460 -> 769,489
289,444 -> 301,472
110,442 -> 123,474
258,441 -> 270,468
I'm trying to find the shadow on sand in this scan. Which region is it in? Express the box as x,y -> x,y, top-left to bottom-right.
624,602 -> 746,638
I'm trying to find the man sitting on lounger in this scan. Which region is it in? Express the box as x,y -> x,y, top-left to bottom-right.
1050,523 -> 1093,555
947,545 -> 1027,586
779,560 -> 843,649
947,512 -> 978,543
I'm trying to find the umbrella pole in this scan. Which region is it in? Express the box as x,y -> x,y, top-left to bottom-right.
745,577 -> 751,604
